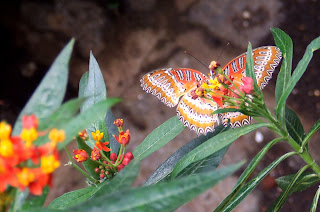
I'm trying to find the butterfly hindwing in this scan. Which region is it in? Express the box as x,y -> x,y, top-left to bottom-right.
140,68 -> 207,107
177,92 -> 219,135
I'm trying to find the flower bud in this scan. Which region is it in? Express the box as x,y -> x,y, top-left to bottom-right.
94,167 -> 99,173
122,157 -> 131,166
125,152 -> 134,160
110,153 -> 117,161
114,119 -> 124,127
117,164 -> 124,172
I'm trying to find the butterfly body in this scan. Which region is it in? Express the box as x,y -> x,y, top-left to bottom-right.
141,46 -> 282,135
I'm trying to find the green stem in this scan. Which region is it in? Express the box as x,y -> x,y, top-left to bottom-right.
64,147 -> 97,184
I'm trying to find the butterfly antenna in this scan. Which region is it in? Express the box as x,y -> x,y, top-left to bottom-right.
217,42 -> 230,61
184,51 -> 209,70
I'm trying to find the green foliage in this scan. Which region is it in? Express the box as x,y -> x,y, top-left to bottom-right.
73,162 -> 243,212
12,39 -> 75,136
133,116 -> 185,160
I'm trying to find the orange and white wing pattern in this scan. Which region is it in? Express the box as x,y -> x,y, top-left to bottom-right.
220,46 -> 282,128
140,68 -> 207,107
177,92 -> 219,135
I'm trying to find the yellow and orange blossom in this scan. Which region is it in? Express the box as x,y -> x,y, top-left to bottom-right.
92,130 -> 104,142
41,155 -> 60,174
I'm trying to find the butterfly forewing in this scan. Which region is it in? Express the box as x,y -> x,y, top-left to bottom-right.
140,68 -> 207,107
220,46 -> 282,128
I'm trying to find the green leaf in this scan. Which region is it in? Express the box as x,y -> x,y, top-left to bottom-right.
301,119 -> 320,148
214,151 -> 296,212
276,172 -> 320,193
171,123 -> 270,178
285,106 -> 305,145
105,110 -> 121,154
20,187 -> 49,210
311,185 -> 320,212
276,35 -> 320,123
74,162 -> 243,212
49,160 -> 140,209
57,98 -> 120,150
144,125 -> 228,185
48,186 -> 97,210
267,165 -> 310,211
79,52 -> 107,113
76,136 -> 100,179
38,98 -> 85,131
12,39 -> 75,135
271,28 -> 293,104
35,98 -> 121,149
245,42 -> 259,91
20,208 -> 61,212
133,116 -> 185,160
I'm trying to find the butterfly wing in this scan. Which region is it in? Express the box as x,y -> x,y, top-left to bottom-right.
177,92 -> 219,135
140,68 -> 207,107
220,46 -> 282,127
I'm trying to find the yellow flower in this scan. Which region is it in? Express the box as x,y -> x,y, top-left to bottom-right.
209,78 -> 222,90
92,130 -> 104,142
41,155 -> 60,174
49,128 -> 65,145
21,127 -> 38,147
0,122 -> 12,140
0,139 -> 14,157
17,168 -> 35,186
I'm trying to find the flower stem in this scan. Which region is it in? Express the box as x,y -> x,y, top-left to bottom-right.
64,147 -> 97,184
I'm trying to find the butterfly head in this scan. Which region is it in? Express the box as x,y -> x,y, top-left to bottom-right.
208,61 -> 221,80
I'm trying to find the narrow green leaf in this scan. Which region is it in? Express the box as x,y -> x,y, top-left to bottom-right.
38,98 -> 85,131
76,136 -> 100,179
13,39 -> 75,135
49,160 -> 140,209
276,172 -> 320,193
20,208 -> 61,212
171,123 -> 270,179
311,185 -> 320,212
133,116 -> 185,160
214,151 -> 297,212
271,165 -> 310,211
276,35 -> 320,122
302,119 -> 320,148
48,186 -> 96,209
213,137 -> 282,212
144,125 -> 228,185
271,28 -> 293,104
285,106 -> 305,145
75,162 -> 243,212
105,110 -> 121,154
35,98 -> 121,149
245,43 -> 259,90
79,52 -> 107,113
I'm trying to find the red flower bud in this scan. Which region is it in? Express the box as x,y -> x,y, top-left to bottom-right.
91,148 -> 101,161
73,149 -> 89,162
117,164 -> 124,172
110,153 -> 117,161
122,157 -> 131,166
100,173 -> 105,179
125,152 -> 134,160
114,119 -> 124,127
94,167 -> 99,173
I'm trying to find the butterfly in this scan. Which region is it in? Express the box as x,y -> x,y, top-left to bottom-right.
140,46 -> 282,136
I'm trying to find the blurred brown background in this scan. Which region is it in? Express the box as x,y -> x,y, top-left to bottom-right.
1,0 -> 320,211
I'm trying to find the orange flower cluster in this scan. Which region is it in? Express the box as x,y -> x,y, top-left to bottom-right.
73,119 -> 134,180
0,115 -> 64,195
